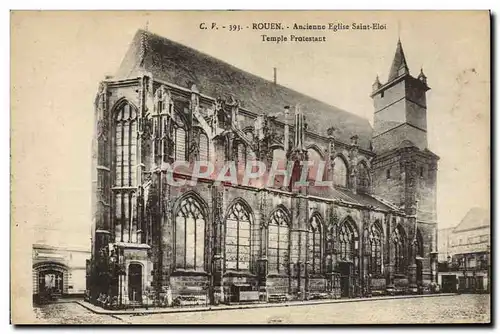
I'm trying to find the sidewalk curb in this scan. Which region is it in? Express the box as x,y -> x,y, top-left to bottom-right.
75,293 -> 458,316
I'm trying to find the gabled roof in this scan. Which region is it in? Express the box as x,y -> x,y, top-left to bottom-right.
388,39 -> 409,82
115,29 -> 373,150
454,207 -> 490,232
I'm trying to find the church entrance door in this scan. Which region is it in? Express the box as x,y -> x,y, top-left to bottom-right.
416,259 -> 423,285
128,264 -> 143,303
338,261 -> 353,298
39,269 -> 64,301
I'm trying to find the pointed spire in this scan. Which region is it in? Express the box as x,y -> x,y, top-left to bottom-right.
388,38 -> 409,81
418,67 -> 428,85
293,104 -> 306,151
372,74 -> 382,91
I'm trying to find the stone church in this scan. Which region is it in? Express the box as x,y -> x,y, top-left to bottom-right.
88,29 -> 439,307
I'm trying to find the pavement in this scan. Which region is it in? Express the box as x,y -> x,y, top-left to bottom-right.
76,293 -> 458,315
31,293 -> 490,324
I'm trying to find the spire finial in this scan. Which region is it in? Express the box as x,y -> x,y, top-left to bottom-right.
387,36 -> 409,81
397,20 -> 401,41
418,66 -> 427,84
372,74 -> 382,91
145,20 -> 149,32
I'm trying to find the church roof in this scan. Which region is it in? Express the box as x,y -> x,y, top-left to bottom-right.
308,186 -> 395,212
388,39 -> 409,82
115,29 -> 373,150
453,207 -> 490,232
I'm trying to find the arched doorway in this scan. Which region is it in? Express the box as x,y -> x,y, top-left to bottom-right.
33,262 -> 68,304
337,218 -> 359,298
38,269 -> 64,300
128,263 -> 143,304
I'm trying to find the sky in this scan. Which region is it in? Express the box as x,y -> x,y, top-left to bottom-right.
11,11 -> 490,249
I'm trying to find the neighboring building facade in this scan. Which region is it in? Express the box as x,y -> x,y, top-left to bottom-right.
32,244 -> 90,303
88,30 -> 439,307
437,227 -> 454,262
438,207 -> 490,293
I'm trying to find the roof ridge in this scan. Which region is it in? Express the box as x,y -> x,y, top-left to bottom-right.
453,207 -> 490,232
136,29 -> 369,122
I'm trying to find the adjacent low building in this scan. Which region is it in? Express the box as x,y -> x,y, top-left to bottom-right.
437,207 -> 490,293
32,244 -> 90,303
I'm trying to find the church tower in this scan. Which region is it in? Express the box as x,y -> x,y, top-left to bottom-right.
371,39 -> 430,153
370,40 -> 439,283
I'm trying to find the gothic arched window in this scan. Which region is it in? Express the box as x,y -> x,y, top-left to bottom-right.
114,102 -> 138,243
308,215 -> 323,274
114,192 -> 137,243
357,162 -> 370,193
268,208 -> 290,274
333,156 -> 348,187
237,143 -> 246,165
174,126 -> 186,161
226,201 -> 252,271
270,148 -> 286,187
339,222 -> 355,262
199,131 -> 209,162
175,196 -> 206,271
369,223 -> 383,275
307,147 -> 327,183
115,102 -> 137,187
393,226 -> 407,274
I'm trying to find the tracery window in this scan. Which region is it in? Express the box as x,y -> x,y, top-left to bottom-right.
369,223 -> 382,274
114,192 -> 136,243
357,162 -> 370,192
307,215 -> 322,274
115,103 -> 137,187
175,196 -> 206,271
307,148 -> 327,183
174,126 -> 186,161
114,102 -> 138,243
268,209 -> 290,274
199,131 -> 209,162
339,222 -> 355,262
237,143 -> 246,165
226,202 -> 252,271
333,156 -> 348,187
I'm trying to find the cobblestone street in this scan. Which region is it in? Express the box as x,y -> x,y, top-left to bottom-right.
33,302 -> 124,325
32,294 -> 490,325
